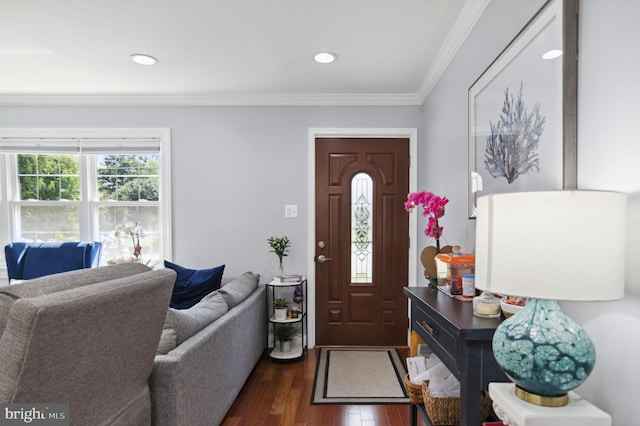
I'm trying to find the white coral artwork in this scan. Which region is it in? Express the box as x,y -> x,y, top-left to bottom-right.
484,82 -> 546,184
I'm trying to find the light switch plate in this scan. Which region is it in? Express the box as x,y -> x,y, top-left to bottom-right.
285,204 -> 298,218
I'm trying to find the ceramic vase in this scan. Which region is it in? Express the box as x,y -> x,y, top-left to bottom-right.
274,308 -> 287,321
492,299 -> 595,401
280,340 -> 291,353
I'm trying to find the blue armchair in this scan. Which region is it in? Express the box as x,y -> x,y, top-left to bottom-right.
4,241 -> 102,282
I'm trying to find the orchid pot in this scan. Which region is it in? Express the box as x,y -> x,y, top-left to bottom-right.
406,191 -> 450,287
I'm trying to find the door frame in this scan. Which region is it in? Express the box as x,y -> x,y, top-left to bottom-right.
306,128 -> 418,348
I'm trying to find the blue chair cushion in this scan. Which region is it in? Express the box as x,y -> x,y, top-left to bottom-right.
164,260 -> 225,309
5,241 -> 103,281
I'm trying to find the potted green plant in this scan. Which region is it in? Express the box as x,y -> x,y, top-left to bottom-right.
267,236 -> 291,273
273,298 -> 288,321
273,324 -> 301,353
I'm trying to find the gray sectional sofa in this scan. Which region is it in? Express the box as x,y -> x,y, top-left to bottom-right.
150,272 -> 267,426
0,263 -> 176,426
0,264 -> 266,426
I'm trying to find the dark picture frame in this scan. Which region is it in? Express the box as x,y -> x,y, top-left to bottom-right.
468,0 -> 577,218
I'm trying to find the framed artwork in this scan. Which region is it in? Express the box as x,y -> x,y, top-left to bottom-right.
468,0 -> 577,218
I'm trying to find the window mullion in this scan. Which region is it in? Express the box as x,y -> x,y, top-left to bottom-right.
81,154 -> 96,241
0,155 -> 12,249
5,154 -> 19,242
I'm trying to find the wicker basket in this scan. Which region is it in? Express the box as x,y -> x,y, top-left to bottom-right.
403,374 -> 424,404
421,381 -> 492,425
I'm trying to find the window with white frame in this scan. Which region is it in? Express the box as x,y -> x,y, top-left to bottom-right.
0,129 -> 172,275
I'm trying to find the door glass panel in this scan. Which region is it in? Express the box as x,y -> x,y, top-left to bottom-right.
351,172 -> 373,283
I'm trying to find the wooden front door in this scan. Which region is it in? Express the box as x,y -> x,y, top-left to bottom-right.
315,137 -> 409,346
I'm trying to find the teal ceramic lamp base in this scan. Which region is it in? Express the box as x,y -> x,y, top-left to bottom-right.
492,299 -> 596,407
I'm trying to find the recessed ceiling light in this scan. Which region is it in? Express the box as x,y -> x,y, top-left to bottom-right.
130,54 -> 159,65
313,52 -> 338,64
542,49 -> 563,60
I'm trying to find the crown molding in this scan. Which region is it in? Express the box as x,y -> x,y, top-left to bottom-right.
417,0 -> 491,104
0,92 -> 424,107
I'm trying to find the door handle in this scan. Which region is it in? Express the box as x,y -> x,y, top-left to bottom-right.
316,255 -> 332,263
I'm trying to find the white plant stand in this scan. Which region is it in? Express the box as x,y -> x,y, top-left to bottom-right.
266,278 -> 307,361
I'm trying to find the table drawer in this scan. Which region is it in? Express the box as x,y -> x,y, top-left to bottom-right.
413,303 -> 458,374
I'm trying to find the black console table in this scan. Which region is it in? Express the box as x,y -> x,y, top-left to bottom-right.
404,286 -> 508,426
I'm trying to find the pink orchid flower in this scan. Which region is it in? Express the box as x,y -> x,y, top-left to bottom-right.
405,191 -> 449,249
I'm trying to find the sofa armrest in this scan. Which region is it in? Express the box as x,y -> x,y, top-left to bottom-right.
4,243 -> 29,282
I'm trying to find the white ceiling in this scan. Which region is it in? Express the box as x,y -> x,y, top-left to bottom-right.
0,0 -> 489,106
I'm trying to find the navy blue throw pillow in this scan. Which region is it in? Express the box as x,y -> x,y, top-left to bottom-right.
164,261 -> 225,309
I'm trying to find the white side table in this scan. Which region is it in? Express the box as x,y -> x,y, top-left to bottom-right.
489,383 -> 612,426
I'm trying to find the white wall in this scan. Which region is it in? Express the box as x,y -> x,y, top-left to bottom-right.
421,0 -> 640,423
0,106 -> 422,281
2,0 -> 638,421
567,1 -> 640,423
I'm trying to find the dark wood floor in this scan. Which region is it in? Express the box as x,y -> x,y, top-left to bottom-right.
221,347 -> 427,426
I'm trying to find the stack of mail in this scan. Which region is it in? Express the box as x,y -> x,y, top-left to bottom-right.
406,354 -> 460,397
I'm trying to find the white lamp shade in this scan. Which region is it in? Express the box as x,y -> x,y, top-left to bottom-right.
475,190 -> 627,301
